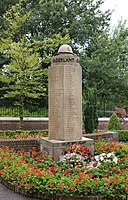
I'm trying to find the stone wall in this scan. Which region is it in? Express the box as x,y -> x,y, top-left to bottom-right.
0,117 -> 48,130
85,132 -> 119,141
0,138 -> 41,151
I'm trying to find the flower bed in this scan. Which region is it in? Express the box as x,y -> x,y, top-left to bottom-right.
0,130 -> 48,139
0,141 -> 127,200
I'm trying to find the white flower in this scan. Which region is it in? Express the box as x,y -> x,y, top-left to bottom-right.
113,157 -> 118,164
94,155 -> 99,161
105,159 -> 111,162
101,153 -> 106,156
107,152 -> 112,158
100,156 -> 104,161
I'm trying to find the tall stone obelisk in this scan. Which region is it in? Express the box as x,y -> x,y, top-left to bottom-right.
41,44 -> 93,161
49,44 -> 82,141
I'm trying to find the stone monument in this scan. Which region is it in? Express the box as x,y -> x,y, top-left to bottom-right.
41,44 -> 93,161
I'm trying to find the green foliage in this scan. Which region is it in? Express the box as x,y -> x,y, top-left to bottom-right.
118,130 -> 128,142
81,23 -> 128,106
28,0 -> 111,46
93,87 -> 98,129
83,87 -> 98,133
107,113 -> 121,131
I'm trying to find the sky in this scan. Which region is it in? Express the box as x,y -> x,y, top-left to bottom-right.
100,0 -> 128,28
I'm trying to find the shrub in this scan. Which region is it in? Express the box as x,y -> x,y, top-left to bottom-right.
83,87 -> 98,133
107,113 -> 121,130
118,130 -> 128,141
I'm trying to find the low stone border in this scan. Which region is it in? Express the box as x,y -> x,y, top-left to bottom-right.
1,179 -> 122,200
0,138 -> 41,151
84,132 -> 119,141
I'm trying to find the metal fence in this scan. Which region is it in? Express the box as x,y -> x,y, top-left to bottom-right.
0,107 -> 48,117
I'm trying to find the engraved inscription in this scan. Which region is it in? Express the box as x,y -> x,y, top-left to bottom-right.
64,65 -> 81,139
52,55 -> 79,64
49,54 -> 82,141
49,66 -> 63,139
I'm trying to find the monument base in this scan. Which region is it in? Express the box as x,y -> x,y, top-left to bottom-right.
40,137 -> 94,161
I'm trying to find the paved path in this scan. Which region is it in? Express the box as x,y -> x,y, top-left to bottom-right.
0,183 -> 39,200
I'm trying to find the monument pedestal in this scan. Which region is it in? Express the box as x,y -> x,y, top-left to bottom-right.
41,137 -> 93,161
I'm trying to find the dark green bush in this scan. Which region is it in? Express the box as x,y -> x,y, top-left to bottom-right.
118,130 -> 128,142
107,113 -> 121,130
83,87 -> 98,133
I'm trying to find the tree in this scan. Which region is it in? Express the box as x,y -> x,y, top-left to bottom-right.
25,0 -> 111,47
81,22 -> 128,111
0,1 -> 70,127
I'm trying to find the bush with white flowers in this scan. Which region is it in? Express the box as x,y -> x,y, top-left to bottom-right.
94,152 -> 118,166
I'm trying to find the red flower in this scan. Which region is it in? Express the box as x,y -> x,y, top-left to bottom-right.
13,163 -> 17,167
78,172 -> 85,178
26,184 -> 33,189
50,166 -> 56,173
32,153 -> 37,157
125,188 -> 128,193
48,183 -> 54,187
37,157 -> 42,162
69,185 -> 74,190
83,147 -> 89,154
19,159 -> 25,164
109,166 -> 113,171
58,183 -> 64,189
24,170 -> 29,176
28,148 -> 33,152
93,163 -> 98,167
122,179 -> 127,183
19,182 -> 23,187
87,173 -> 93,178
116,169 -> 122,173
63,168 -> 71,174
17,177 -> 21,181
75,179 -> 80,184
51,156 -> 54,160
3,146 -> 9,150
76,145 -> 83,151
66,148 -> 73,153
37,172 -> 42,177
3,164 -> 9,168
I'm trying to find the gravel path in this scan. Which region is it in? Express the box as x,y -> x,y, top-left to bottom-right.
0,183 -> 39,200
